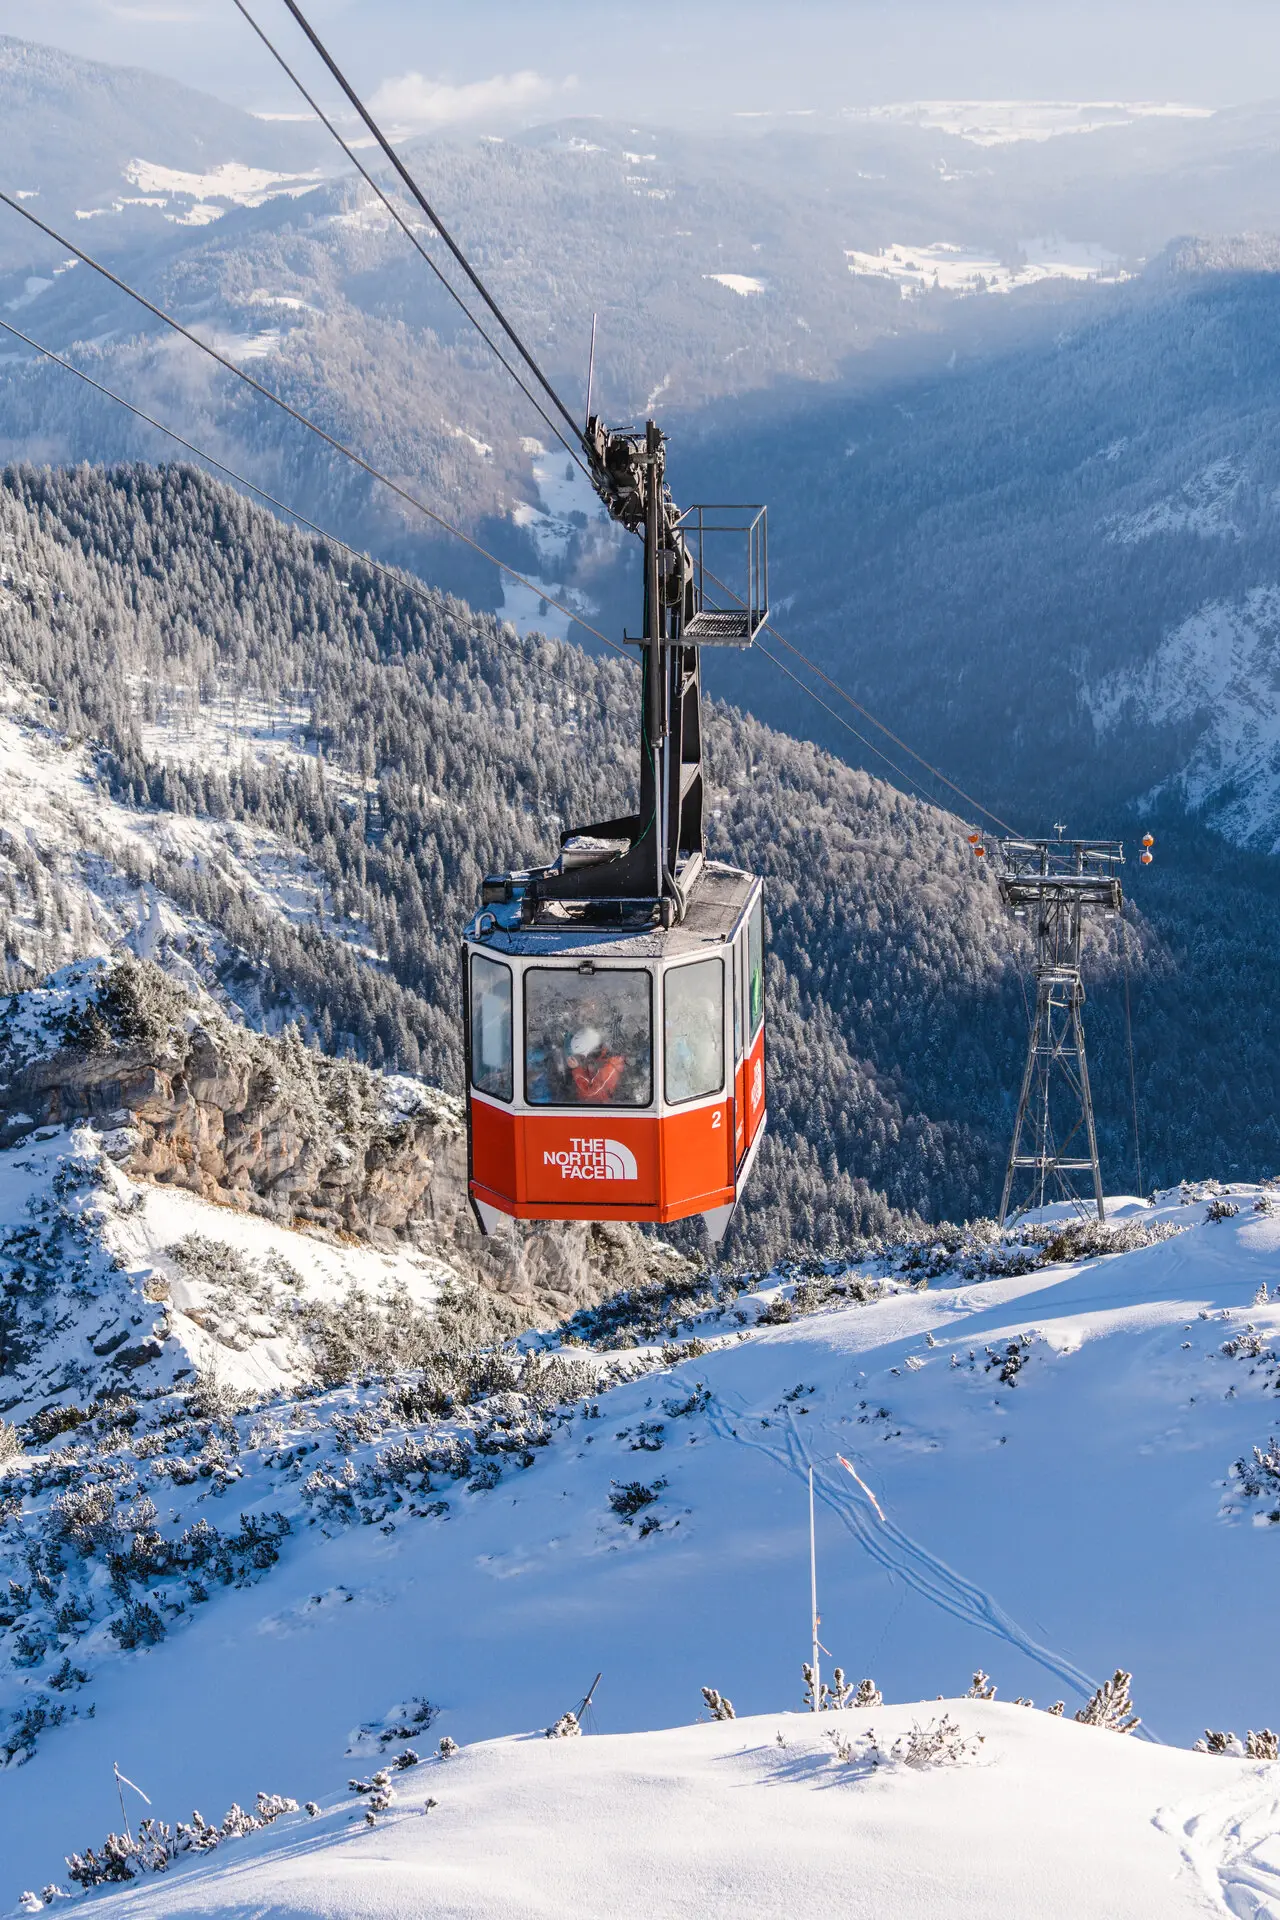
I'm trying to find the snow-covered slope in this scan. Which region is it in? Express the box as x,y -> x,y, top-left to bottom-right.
0,669 -> 372,1015
5,1185 -> 1280,1908
27,1705 -> 1280,1920
0,1120 -> 453,1415
1088,583 -> 1280,850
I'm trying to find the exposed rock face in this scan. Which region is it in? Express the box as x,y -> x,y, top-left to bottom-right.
0,959 -> 686,1325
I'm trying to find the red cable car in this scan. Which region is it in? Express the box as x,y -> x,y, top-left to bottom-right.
463,419 -> 768,1244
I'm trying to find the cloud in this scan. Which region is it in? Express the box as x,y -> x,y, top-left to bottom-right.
106,3 -> 209,18
368,68 -> 570,130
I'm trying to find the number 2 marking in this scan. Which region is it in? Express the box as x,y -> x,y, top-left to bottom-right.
712,1110 -> 722,1129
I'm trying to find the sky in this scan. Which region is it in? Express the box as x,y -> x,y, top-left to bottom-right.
6,1 -> 1280,125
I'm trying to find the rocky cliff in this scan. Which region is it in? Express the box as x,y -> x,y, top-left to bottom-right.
0,958 -> 686,1329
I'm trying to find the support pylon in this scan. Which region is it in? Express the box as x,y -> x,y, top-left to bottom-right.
994,837 -> 1124,1227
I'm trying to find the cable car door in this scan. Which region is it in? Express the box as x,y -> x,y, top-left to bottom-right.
732,927 -> 747,1169
743,891 -> 766,1154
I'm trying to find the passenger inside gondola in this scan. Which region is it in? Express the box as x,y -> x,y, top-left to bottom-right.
525,967 -> 653,1107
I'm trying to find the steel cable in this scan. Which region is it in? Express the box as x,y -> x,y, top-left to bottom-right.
274,0 -> 587,452
229,0 -> 592,480
0,200 -> 628,660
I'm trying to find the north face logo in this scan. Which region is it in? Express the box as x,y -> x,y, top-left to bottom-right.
543,1137 -> 639,1181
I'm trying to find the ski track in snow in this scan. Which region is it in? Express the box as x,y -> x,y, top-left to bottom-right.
708,1392 -> 1110,1716
1160,1776 -> 1280,1918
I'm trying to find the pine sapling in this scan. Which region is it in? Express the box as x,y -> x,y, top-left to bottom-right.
966,1671 -> 997,1700
545,1712 -> 582,1739
1075,1670 -> 1140,1734
1195,1728 -> 1280,1759
853,1679 -> 883,1708
436,1736 -> 459,1758
1196,1731 -> 1246,1756
701,1687 -> 736,1721
826,1667 -> 857,1709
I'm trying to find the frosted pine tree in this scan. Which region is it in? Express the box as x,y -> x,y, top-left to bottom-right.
1075,1670 -> 1140,1734
701,1687 -> 736,1721
546,1713 -> 583,1738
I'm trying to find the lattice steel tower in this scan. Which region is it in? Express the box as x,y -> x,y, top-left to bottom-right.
995,837 -> 1124,1227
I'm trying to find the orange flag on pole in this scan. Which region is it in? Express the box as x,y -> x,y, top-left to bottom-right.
836,1454 -> 886,1523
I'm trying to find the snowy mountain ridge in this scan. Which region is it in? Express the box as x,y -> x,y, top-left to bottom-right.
1088,582 -> 1280,850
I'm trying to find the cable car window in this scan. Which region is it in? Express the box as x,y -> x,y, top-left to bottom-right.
469,953 -> 513,1102
747,895 -> 765,1040
665,958 -> 725,1105
524,968 -> 652,1107
732,940 -> 743,1063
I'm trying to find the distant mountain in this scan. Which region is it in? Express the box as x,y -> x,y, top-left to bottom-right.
0,35 -> 330,268
10,30 -> 1280,680
686,253 -> 1280,852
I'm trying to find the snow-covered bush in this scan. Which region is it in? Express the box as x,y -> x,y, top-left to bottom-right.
108,1598 -> 166,1650
801,1664 -> 877,1711
1196,1730 -> 1246,1756
826,1715 -> 982,1770
824,1726 -> 868,1765
966,1671 -> 997,1700
1196,1728 -> 1279,1758
1039,1217 -> 1185,1264
65,1793 -> 300,1887
701,1688 -> 735,1721
893,1715 -> 985,1768
1074,1670 -> 1140,1734
546,1712 -> 582,1738
25,1405 -> 90,1447
1233,1438 -> 1280,1516
436,1736 -> 459,1758
0,1420 -> 22,1462
608,1477 -> 667,1520
1206,1198 -> 1241,1223
347,1700 -> 437,1757
366,1771 -> 395,1813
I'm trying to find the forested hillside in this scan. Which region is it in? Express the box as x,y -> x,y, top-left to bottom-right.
1,463 -> 1278,1255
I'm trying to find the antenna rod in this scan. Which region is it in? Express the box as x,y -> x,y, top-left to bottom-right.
584,312 -> 598,429
809,1467 -> 820,1711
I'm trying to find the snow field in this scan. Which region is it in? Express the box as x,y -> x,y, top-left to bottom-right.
5,1187 -> 1280,1904
847,100 -> 1215,146
845,236 -> 1126,299
44,1706 -> 1272,1920
499,442 -> 616,642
